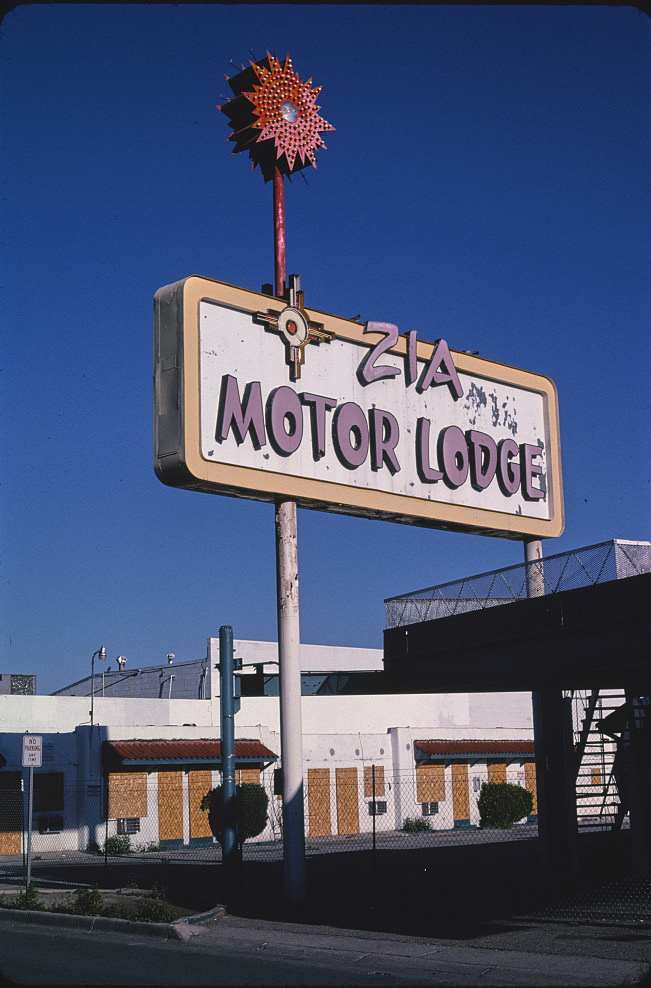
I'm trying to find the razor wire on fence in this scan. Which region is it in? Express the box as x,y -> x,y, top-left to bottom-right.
385,539 -> 650,629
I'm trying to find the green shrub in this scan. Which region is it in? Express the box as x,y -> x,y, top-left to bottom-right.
72,886 -> 104,916
477,782 -> 533,829
133,890 -> 178,924
201,782 -> 269,848
13,882 -> 44,911
401,816 -> 432,833
103,834 -> 132,855
134,841 -> 161,853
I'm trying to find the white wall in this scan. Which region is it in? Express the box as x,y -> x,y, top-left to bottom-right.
238,691 -> 533,738
469,692 -> 534,732
0,695 -> 217,733
0,689 -> 536,848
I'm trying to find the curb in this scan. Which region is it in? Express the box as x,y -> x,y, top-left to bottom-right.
0,904 -> 227,940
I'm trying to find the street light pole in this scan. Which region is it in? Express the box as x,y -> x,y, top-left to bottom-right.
90,646 -> 107,730
89,646 -> 106,779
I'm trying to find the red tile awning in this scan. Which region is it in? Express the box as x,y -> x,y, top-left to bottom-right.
103,739 -> 277,766
415,740 -> 535,759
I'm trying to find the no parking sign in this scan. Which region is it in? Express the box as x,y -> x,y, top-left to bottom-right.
22,735 -> 42,768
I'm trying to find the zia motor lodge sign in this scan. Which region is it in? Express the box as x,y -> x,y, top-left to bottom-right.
154,277 -> 563,539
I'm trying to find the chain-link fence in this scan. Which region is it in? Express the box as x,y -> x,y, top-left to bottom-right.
0,769 -> 537,878
385,539 -> 651,629
2,768 -> 647,927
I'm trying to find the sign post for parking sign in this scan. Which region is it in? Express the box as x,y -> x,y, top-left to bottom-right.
22,735 -> 42,886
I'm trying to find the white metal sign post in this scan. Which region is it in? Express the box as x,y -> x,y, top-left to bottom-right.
22,735 -> 42,887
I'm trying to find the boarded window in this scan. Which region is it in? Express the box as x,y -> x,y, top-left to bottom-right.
188,770 -> 213,839
335,767 -> 360,836
33,773 -> 64,813
416,764 -> 446,802
488,762 -> 507,784
591,767 -> 602,786
525,761 -> 538,814
158,771 -> 183,842
452,763 -> 470,820
364,765 -> 385,798
307,768 -> 331,837
235,767 -> 261,786
108,773 -> 147,819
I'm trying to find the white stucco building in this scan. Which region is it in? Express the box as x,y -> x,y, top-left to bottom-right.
0,640 -> 536,855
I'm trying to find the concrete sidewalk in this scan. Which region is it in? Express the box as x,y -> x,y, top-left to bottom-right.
186,911 -> 651,986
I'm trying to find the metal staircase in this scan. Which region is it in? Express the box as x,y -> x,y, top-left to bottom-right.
569,689 -> 626,830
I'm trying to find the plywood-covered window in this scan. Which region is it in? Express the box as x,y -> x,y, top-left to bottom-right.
416,764 -> 446,802
108,772 -> 147,819
307,768 -> 331,837
188,770 -> 213,839
158,771 -> 183,842
235,767 -> 261,786
0,772 -> 23,854
335,767 -> 360,836
451,763 -> 470,820
487,762 -> 507,784
364,765 -> 385,798
524,761 -> 538,814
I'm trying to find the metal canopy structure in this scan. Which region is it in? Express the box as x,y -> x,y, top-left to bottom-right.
382,572 -> 651,694
377,562 -> 651,879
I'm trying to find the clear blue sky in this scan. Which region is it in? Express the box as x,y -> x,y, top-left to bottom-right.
2,4 -> 650,694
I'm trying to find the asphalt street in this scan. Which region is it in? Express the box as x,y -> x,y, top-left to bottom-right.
0,911 -> 650,986
2,834 -> 650,985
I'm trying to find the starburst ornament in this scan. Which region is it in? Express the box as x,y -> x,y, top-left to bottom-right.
219,53 -> 334,182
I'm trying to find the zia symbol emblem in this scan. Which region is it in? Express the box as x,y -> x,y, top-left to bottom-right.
255,275 -> 334,381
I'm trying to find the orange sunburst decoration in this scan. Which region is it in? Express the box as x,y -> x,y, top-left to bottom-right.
219,53 -> 334,182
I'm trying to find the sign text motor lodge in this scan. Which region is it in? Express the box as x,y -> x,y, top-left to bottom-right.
154,277 -> 563,539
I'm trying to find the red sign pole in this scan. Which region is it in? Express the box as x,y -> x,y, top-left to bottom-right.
273,166 -> 286,298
